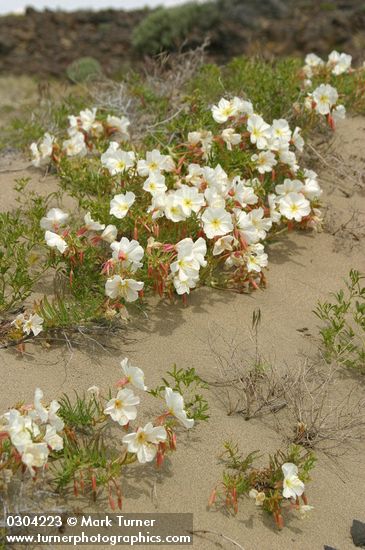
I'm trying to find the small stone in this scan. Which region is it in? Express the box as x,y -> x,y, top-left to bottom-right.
351,520 -> 365,548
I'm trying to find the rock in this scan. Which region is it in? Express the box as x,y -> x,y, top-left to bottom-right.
0,1 -> 363,77
351,520 -> 365,548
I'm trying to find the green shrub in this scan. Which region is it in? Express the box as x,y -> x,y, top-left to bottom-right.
314,270 -> 365,373
132,2 -> 220,55
66,57 -> 102,84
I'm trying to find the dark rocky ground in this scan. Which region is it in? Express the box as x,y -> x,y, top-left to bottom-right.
0,0 -> 364,77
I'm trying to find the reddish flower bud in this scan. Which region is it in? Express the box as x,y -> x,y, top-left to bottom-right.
208,488 -> 217,508
156,449 -> 164,468
109,495 -> 116,511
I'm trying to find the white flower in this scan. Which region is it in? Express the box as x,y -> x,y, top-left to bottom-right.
30,133 -> 54,167
230,177 -> 258,208
105,275 -> 144,302
110,191 -> 136,219
251,150 -> 277,174
232,97 -> 254,115
110,237 -> 144,272
63,132 -> 87,157
40,208 -> 69,231
332,104 -> 346,122
11,313 -> 26,331
45,230 -> 68,254
298,504 -> 314,518
204,188 -> 226,209
203,164 -> 229,194
270,119 -> 291,148
187,131 -> 213,159
33,387 -> 48,422
84,212 -> 105,231
21,442 -> 49,476
173,277 -> 197,295
170,238 -> 207,289
303,170 -> 322,200
213,235 -> 235,256
101,224 -> 118,244
101,143 -> 135,175
104,388 -> 140,426
87,385 -> 100,397
122,422 -> 167,463
185,163 -> 205,187
120,357 -> 147,391
106,114 -> 130,141
4,411 -> 37,453
23,314 -> 43,337
221,128 -> 241,150
201,207 -> 233,239
247,114 -> 271,149
143,173 -> 167,196
164,193 -> 186,222
188,237 -> 207,267
249,488 -> 266,506
67,114 -> 79,136
164,387 -> 194,429
305,53 -> 324,68
327,50 -> 352,75
245,243 -> 268,273
212,98 -> 237,123
30,143 -> 42,168
44,425 -> 63,451
170,242 -> 200,283
237,207 -> 272,244
292,127 -> 304,152
282,463 -> 305,499
48,400 -> 65,432
175,185 -> 205,217
79,108 -> 97,132
275,178 -> 303,196
277,146 -> 299,173
137,149 -> 174,177
312,84 -> 338,115
148,192 -> 167,219
279,192 -> 311,222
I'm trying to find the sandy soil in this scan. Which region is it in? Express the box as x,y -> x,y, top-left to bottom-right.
0,117 -> 364,550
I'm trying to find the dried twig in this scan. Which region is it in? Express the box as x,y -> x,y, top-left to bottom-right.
276,361 -> 365,456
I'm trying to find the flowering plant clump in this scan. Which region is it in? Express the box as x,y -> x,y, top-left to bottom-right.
1,52 -> 363,342
209,442 -> 316,529
297,50 -> 365,129
25,91 -> 326,329
302,51 -> 353,84
0,360 -> 207,509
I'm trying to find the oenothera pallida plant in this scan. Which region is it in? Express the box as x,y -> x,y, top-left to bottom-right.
209,442 -> 315,529
3,51 -> 362,345
0,360 -> 208,510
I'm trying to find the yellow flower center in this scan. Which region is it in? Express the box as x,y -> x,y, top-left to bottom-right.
137,431 -> 147,444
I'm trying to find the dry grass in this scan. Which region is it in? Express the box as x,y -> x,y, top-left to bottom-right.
276,361 -> 365,457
